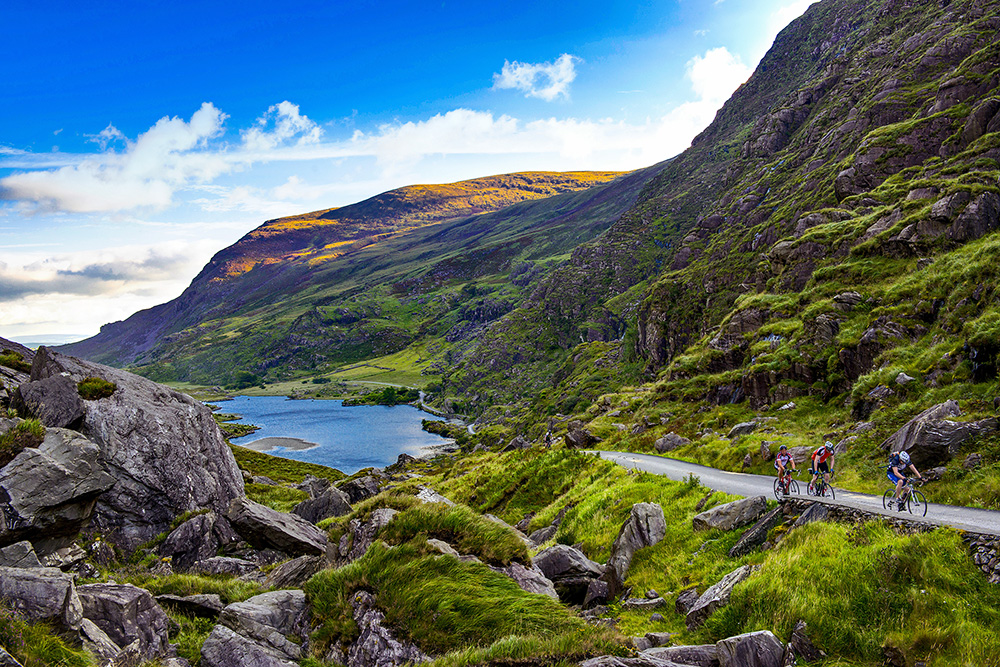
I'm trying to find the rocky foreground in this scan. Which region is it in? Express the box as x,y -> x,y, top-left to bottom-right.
0,339 -> 882,667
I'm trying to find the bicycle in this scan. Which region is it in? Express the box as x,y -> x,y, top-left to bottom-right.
807,469 -> 836,499
882,477 -> 927,517
773,470 -> 799,499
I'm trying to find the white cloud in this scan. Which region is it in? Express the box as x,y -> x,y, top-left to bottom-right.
493,54 -> 579,102
1,103 -> 229,213
685,47 -> 752,105
242,101 -> 323,152
89,124 -> 126,150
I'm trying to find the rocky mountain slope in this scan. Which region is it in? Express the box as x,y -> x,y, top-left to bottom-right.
433,0 -> 1000,425
59,169 -> 659,384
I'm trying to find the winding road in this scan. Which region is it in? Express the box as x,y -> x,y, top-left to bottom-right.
592,450 -> 1000,537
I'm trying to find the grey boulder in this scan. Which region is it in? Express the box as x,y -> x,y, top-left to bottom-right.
336,507 -> 398,564
337,475 -> 381,503
716,630 -> 785,667
0,426 -> 113,553
190,557 -> 261,578
532,544 -> 604,605
156,593 -> 226,619
226,497 -> 328,557
0,541 -> 41,568
880,400 -> 998,467
604,503 -> 666,597
0,566 -> 82,631
77,583 -> 173,662
205,590 -> 310,667
264,555 -> 323,589
11,374 -> 85,429
728,507 -> 784,558
693,497 -> 767,532
686,565 -> 756,630
159,511 -> 241,570
342,590 -> 429,667
654,433 -> 691,453
292,486 -> 352,524
489,561 -> 558,600
644,644 -> 718,667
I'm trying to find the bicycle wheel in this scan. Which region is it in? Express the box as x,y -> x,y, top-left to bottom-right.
907,489 -> 928,517
788,480 -> 800,496
773,478 -> 782,500
824,484 -> 835,500
807,481 -> 817,496
882,489 -> 894,510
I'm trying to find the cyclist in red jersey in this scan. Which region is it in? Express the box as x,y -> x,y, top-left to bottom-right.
810,441 -> 836,491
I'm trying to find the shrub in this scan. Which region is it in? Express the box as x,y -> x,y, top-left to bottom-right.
77,377 -> 116,400
0,419 -> 45,467
0,350 -> 31,373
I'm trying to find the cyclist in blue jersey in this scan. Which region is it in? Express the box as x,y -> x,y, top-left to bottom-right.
887,450 -> 923,511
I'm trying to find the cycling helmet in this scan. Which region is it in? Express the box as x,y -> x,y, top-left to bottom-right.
825,441 -> 834,448
899,451 -> 911,464
779,444 -> 788,451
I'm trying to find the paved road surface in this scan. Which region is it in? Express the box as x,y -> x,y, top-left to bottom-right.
593,450 -> 1000,537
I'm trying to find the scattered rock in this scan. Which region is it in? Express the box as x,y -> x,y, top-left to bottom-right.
675,587 -> 699,616
728,507 -> 784,558
295,474 -> 331,498
11,374 -> 86,429
336,507 -> 398,564
265,555 -> 323,589
158,511 -> 241,571
190,557 -> 260,578
963,453 -> 983,470
686,565 -> 756,630
340,590 -> 429,667
0,566 -> 82,631
489,561 -> 559,600
251,475 -> 279,486
528,524 -> 558,546
79,617 -> 122,664
895,372 -> 916,385
621,597 -> 667,611
693,496 -> 767,532
604,503 -> 666,597
759,442 -> 774,462
226,497 -> 328,557
337,475 -> 382,504
923,466 -> 947,482
532,544 -> 604,605
583,579 -> 610,608
777,402 -> 796,411
415,485 -> 455,505
77,583 -> 173,662
644,644 -> 718,667
565,426 -> 601,449
716,630 -> 785,667
790,620 -> 826,662
156,594 -> 225,619
880,400 -> 998,467
201,590 -> 309,667
292,486 -> 352,524
502,435 -> 531,451
833,436 -> 856,455
0,541 -> 41,568
727,422 -> 758,439
580,656 -> 676,667
791,503 -> 829,528
0,426 -> 113,554
654,433 -> 690,453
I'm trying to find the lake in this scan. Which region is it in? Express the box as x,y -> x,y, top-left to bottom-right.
222,395 -> 449,474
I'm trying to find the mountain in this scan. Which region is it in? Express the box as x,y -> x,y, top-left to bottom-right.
434,0 -> 1000,421
60,168 -> 665,384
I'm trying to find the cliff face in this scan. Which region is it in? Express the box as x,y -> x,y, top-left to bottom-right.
442,0 -> 1000,417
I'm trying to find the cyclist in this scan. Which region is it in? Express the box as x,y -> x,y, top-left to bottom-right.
888,449 -> 923,511
774,444 -> 797,495
809,441 -> 836,493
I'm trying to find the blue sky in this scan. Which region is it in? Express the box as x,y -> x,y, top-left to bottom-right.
0,0 -> 816,342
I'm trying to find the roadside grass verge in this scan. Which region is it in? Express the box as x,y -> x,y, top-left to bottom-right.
305,539 -> 620,663
706,521 -> 1000,666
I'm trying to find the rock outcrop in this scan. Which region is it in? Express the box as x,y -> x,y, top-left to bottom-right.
603,503 -> 666,598
77,583 -> 173,662
716,630 -> 785,667
0,566 -> 82,632
16,348 -> 245,550
880,400 -> 999,467
532,544 -> 605,605
686,565 -> 756,630
292,486 -> 352,524
693,497 -> 767,532
226,497 -> 328,557
201,590 -> 310,667
0,426 -> 113,554
336,507 -> 398,565
158,511 -> 242,570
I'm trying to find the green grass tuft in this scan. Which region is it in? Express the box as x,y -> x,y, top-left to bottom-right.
76,376 -> 116,400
